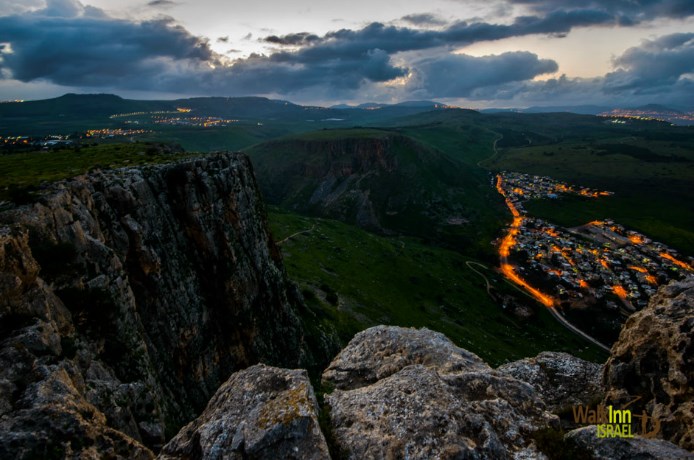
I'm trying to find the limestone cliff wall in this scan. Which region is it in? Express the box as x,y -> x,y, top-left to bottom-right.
0,153 -> 305,457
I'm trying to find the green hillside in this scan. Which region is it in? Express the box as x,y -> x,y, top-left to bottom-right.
248,128 -> 507,256
0,143 -> 198,203
269,209 -> 607,366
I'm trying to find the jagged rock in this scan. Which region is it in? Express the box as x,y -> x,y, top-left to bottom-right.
603,276 -> 694,451
322,325 -> 488,391
499,352 -> 604,412
0,363 -> 154,459
565,425 -> 694,459
159,364 -> 330,460
322,326 -> 558,459
0,153 -> 308,456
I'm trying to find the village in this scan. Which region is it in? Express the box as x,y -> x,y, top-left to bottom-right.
497,171 -> 694,314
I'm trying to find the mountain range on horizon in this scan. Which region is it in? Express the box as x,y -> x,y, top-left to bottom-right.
0,93 -> 694,115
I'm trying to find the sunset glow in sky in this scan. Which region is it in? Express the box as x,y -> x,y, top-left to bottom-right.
0,0 -> 692,107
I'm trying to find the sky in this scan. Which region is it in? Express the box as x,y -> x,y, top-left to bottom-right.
0,0 -> 693,108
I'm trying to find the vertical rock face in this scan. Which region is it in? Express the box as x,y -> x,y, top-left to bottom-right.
159,364 -> 330,460
0,153 -> 305,456
603,276 -> 694,451
321,326 -> 559,459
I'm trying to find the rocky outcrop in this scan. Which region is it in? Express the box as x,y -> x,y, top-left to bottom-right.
159,364 -> 329,459
603,276 -> 694,451
565,425 -> 694,459
499,351 -> 604,413
322,326 -> 558,459
0,153 -> 306,456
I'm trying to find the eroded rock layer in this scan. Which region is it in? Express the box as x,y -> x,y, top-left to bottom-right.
0,153 -> 304,457
322,326 -> 558,459
604,276 -> 694,451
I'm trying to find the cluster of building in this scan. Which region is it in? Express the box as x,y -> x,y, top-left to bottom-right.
1,129 -> 153,152
598,108 -> 694,126
1,135 -> 31,147
152,116 -> 238,127
109,109 -> 182,119
497,172 -> 693,312
1,134 -> 76,151
502,172 -> 612,205
85,128 -> 150,138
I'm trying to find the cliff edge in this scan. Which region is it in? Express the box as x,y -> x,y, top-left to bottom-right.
0,153 -> 306,457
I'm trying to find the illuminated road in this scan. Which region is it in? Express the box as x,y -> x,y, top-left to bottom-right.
495,174 -> 611,353
495,175 -> 554,307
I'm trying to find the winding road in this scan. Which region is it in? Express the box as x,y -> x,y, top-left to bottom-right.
465,261 -> 493,295
276,225 -> 316,246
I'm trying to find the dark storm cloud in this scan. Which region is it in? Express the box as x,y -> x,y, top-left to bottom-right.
170,47 -> 406,95
263,32 -> 321,46
410,51 -> 558,97
508,0 -> 694,20
604,33 -> 694,93
461,35 -> 694,107
401,13 -> 448,27
265,9 -> 618,61
147,0 -> 178,7
0,1 -> 215,88
0,0 -> 691,103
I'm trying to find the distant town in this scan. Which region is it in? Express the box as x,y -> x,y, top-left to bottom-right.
496,171 -> 693,315
598,108 -> 694,125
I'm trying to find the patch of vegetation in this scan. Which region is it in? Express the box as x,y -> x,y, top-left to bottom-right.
0,142 -> 200,202
594,143 -> 686,162
269,208 -> 607,366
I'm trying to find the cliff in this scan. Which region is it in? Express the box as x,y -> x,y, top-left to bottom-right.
604,276 -> 694,451
0,153 -> 308,457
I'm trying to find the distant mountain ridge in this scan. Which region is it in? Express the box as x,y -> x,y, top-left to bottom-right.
1,93 -> 452,119
247,129 -> 480,238
0,94 -> 459,135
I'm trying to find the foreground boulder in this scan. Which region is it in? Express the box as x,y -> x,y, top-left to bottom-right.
499,351 -> 604,413
159,364 -> 329,459
603,277 -> 694,450
322,326 -> 558,459
565,426 -> 694,459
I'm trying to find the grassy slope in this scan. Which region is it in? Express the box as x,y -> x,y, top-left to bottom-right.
269,208 -> 608,366
397,120 -> 509,259
248,127 -> 509,259
0,143 -> 200,201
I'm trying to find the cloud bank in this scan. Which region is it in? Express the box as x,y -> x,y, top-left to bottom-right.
0,0 -> 692,106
